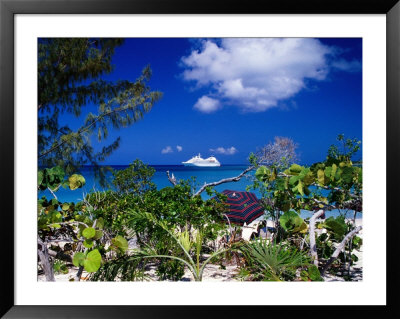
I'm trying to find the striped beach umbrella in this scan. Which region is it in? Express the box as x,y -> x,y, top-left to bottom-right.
214,190 -> 265,225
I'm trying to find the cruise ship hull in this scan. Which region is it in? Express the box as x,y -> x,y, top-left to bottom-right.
182,162 -> 220,167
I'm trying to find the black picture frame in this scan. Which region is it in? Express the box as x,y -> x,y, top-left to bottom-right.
1,0 -> 398,318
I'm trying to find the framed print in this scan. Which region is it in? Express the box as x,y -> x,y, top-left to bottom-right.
1,0 -> 399,318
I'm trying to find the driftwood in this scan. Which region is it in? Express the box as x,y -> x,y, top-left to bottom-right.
37,237 -> 55,281
309,210 -> 325,266
193,166 -> 255,197
166,166 -> 255,197
321,225 -> 362,275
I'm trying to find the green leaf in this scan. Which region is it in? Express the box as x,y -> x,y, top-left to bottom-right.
331,164 -> 337,181
297,180 -> 304,196
93,230 -> 103,240
289,175 -> 299,185
96,217 -> 104,230
68,174 -> 86,190
83,239 -> 94,249
308,265 -> 323,281
325,167 -> 332,178
111,235 -> 129,253
82,227 -> 96,239
289,164 -> 302,174
83,249 -> 102,273
280,211 -> 306,233
324,216 -> 347,239
50,223 -> 61,229
317,169 -> 325,186
38,171 -> 44,187
72,252 -> 85,267
255,166 -> 269,182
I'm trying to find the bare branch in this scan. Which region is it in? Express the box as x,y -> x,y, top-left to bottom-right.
37,237 -> 55,281
193,166 -> 255,197
255,137 -> 298,168
47,187 -> 58,200
309,210 -> 325,266
321,225 -> 362,275
166,170 -> 177,186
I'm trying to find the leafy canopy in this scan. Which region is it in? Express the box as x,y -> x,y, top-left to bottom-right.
38,38 -> 162,184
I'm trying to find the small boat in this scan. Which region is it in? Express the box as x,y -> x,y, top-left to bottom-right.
182,154 -> 221,167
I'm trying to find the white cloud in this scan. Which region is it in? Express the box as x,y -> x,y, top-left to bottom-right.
331,59 -> 362,73
210,146 -> 238,155
181,38 -> 360,112
193,96 -> 221,113
176,145 -> 183,152
161,146 -> 173,154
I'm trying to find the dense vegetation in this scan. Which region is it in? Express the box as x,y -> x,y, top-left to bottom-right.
37,135 -> 362,282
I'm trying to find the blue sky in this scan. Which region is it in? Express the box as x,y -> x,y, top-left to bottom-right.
60,38 -> 362,165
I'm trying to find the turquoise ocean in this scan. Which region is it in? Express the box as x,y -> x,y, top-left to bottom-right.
38,165 -> 359,220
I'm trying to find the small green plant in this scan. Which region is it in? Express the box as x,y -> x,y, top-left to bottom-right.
53,260 -> 69,274
239,240 -> 311,281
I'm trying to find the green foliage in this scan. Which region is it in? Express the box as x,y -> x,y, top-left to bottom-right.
239,240 -> 310,281
37,166 -> 65,191
327,134 -> 361,163
82,227 -> 96,239
112,159 -> 156,195
129,212 -> 231,281
53,260 -> 69,274
111,235 -> 129,254
83,249 -> 102,273
73,252 -> 86,267
38,38 -> 162,186
279,211 -> 307,233
322,216 -> 347,241
68,174 -> 86,190
300,264 -> 323,281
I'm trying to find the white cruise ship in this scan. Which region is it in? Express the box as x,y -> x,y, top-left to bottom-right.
182,154 -> 221,167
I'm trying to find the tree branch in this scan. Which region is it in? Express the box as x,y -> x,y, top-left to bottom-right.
309,209 -> 325,266
321,226 -> 362,276
192,166 -> 255,197
166,170 -> 177,186
37,237 -> 55,281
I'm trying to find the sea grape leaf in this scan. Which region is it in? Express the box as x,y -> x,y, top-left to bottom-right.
280,211 -> 306,233
96,217 -> 104,230
83,249 -> 102,273
255,166 -> 269,182
317,169 -> 325,186
289,164 -> 302,174
72,252 -> 85,267
82,227 -> 96,239
68,174 -> 86,190
111,235 -> 129,253
289,175 -> 299,185
331,164 -> 337,181
83,239 -> 94,249
324,216 -> 347,239
308,265 -> 323,281
94,230 -> 103,240
303,171 -> 314,185
325,167 -> 332,178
